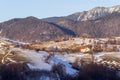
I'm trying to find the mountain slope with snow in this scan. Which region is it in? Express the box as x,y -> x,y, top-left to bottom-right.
67,5 -> 120,21
0,5 -> 120,42
43,5 -> 120,22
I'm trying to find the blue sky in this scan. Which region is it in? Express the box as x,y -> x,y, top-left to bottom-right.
0,0 -> 120,22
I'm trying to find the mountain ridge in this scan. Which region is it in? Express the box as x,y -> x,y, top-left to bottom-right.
43,5 -> 120,22
0,17 -> 76,42
0,5 -> 120,42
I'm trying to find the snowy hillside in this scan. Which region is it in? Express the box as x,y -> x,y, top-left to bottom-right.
0,37 -> 120,80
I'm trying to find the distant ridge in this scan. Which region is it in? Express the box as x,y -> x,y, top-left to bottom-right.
0,5 -> 120,42
0,16 -> 75,42
43,5 -> 120,22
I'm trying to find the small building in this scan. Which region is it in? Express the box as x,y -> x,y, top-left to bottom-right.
79,45 -> 91,53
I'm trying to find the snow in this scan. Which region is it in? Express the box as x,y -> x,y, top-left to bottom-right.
94,52 -> 106,62
2,44 -> 120,73
15,48 -> 52,71
0,37 -> 120,77
49,56 -> 78,75
77,5 -> 120,21
6,57 -> 16,63
54,53 -> 83,63
1,38 -> 26,45
10,48 -> 78,75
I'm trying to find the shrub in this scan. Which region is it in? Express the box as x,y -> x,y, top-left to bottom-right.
0,63 -> 29,80
0,63 -> 119,80
51,64 -> 75,80
77,63 -> 119,80
93,44 -> 103,52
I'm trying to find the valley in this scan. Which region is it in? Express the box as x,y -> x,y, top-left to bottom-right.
0,4 -> 120,80
0,37 -> 120,80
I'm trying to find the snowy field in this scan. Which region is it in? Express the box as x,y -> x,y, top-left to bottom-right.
1,47 -> 120,75
0,37 -> 120,79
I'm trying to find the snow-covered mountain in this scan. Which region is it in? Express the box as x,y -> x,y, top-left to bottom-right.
43,5 -> 120,22
67,5 -> 120,21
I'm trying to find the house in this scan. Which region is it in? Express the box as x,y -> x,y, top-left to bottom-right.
79,45 -> 91,53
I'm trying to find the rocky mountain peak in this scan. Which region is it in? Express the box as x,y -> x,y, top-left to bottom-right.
67,5 -> 120,21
